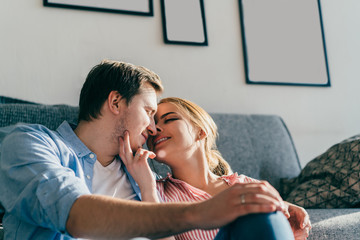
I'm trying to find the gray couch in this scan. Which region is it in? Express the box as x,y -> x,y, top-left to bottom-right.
0,96 -> 359,239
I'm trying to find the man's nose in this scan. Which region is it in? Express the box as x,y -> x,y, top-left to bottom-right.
147,120 -> 157,136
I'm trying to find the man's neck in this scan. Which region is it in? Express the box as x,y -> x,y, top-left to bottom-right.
74,120 -> 117,167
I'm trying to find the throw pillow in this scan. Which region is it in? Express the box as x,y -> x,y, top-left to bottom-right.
281,134 -> 360,208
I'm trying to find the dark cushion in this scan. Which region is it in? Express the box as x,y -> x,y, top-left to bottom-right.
282,135 -> 360,208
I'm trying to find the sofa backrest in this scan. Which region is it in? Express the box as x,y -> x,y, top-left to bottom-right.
151,113 -> 302,191
0,103 -> 78,130
0,99 -> 301,192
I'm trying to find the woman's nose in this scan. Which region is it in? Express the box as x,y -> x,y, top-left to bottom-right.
156,125 -> 162,133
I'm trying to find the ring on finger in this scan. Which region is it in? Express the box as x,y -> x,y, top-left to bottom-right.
135,153 -> 141,157
241,194 -> 246,204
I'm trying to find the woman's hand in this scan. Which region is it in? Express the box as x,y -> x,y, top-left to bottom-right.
119,131 -> 158,202
285,202 -> 312,240
251,179 -> 290,218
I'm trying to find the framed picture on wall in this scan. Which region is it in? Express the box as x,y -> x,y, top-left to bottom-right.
160,0 -> 208,46
43,0 -> 154,16
239,0 -> 330,87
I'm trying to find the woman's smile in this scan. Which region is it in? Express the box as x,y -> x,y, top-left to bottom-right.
153,136 -> 171,148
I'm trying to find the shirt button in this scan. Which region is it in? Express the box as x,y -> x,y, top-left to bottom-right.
89,154 -> 95,159
86,175 -> 91,179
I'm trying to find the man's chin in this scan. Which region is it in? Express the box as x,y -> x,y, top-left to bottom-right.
130,136 -> 148,150
130,144 -> 144,152
130,147 -> 139,153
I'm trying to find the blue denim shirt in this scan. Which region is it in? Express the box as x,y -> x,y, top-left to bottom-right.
0,121 -> 141,239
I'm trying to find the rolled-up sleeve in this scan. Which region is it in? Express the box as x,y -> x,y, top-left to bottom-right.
0,127 -> 91,234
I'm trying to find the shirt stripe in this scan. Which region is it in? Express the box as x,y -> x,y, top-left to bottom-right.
156,173 -> 257,240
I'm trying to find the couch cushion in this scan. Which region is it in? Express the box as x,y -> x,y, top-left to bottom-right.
0,104 -> 78,130
151,114 -> 301,191
282,135 -> 360,208
0,96 -> 38,105
307,209 -> 360,239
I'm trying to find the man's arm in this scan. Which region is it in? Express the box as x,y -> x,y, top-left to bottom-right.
67,195 -> 192,239
66,181 -> 286,239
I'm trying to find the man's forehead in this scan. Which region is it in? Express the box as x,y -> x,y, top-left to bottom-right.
139,84 -> 158,96
136,88 -> 158,107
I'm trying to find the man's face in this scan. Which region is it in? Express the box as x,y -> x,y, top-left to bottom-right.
114,84 -> 158,152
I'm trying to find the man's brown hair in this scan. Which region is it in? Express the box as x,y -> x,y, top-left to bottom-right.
78,60 -> 163,122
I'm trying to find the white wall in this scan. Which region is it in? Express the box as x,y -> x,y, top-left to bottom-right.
1,0 -> 359,167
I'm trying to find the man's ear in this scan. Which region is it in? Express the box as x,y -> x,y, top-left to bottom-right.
107,91 -> 124,114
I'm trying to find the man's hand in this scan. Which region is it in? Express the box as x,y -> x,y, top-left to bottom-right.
119,131 -> 158,202
192,181 -> 288,230
286,202 -> 312,240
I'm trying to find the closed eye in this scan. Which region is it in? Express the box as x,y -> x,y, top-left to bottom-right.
164,118 -> 178,123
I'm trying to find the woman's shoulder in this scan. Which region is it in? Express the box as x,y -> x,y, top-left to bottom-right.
156,173 -> 174,183
156,173 -> 184,189
221,172 -> 259,185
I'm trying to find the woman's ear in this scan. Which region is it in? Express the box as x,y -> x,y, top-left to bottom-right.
198,129 -> 207,141
107,91 -> 124,114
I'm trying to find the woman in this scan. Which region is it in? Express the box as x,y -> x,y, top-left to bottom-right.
120,97 -> 311,240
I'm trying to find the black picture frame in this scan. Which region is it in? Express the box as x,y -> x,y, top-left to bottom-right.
43,0 -> 154,16
160,0 -> 208,46
239,0 -> 330,87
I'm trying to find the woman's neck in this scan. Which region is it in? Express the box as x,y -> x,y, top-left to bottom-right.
170,152 -> 229,196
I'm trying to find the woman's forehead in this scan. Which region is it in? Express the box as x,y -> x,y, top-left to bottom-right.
155,102 -> 187,120
157,102 -> 178,114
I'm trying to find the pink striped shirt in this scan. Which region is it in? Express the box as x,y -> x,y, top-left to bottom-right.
156,173 -> 257,240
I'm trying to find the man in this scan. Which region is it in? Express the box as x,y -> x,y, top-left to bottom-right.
0,60 -> 298,239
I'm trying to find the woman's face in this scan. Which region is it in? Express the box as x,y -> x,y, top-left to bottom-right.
147,102 -> 199,164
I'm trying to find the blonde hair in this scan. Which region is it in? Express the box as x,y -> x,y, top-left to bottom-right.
159,97 -> 232,176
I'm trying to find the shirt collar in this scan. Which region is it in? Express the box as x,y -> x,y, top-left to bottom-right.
56,120 -> 92,158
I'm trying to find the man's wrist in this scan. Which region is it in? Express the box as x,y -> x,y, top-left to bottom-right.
179,202 -> 201,230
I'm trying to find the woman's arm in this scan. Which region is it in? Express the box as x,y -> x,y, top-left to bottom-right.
285,201 -> 312,240
119,132 -> 175,240
119,131 -> 159,202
